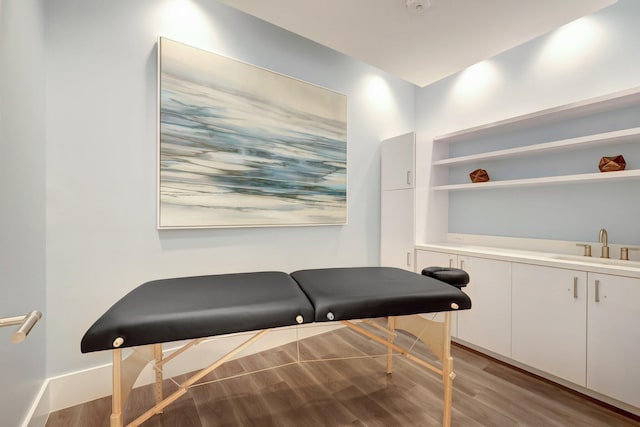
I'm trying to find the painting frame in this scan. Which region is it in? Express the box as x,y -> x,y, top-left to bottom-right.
157,37 -> 348,229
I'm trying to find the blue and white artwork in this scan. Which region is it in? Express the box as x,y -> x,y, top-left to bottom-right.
158,38 -> 347,228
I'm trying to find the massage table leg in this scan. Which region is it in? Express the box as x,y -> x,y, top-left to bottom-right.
343,312 -> 456,427
111,349 -> 123,427
127,330 -> 269,427
401,311 -> 453,427
442,312 -> 454,427
110,345 -> 157,427
386,317 -> 396,374
393,312 -> 455,427
153,344 -> 163,413
108,319 -> 456,426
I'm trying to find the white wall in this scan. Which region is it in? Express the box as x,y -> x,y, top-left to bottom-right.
415,0 -> 640,245
44,0 -> 415,377
0,0 -> 47,425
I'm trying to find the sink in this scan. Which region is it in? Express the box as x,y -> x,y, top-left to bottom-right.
551,254 -> 640,268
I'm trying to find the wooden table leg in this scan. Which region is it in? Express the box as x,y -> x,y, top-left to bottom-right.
110,348 -> 123,427
154,344 -> 163,414
387,317 -> 396,374
442,312 -> 454,427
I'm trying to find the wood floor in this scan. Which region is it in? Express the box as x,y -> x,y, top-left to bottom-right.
47,326 -> 640,426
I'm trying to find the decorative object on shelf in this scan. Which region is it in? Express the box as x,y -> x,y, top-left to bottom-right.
598,155 -> 626,172
469,169 -> 490,183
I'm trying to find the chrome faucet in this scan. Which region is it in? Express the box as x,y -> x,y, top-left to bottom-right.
598,228 -> 610,258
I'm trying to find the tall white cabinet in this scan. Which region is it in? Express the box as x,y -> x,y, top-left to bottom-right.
380,132 -> 415,271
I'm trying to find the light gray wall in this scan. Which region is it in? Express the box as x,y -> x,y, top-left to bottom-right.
0,0 -> 47,425
18,0 -> 640,410
416,0 -> 640,245
44,0 -> 415,376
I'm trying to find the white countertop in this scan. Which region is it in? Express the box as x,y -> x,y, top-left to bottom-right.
416,242 -> 640,279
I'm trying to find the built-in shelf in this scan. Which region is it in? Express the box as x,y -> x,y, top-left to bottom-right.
432,127 -> 640,167
434,86 -> 640,144
430,86 -> 640,193
433,169 -> 640,191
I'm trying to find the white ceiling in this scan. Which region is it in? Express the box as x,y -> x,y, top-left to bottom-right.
218,0 -> 616,87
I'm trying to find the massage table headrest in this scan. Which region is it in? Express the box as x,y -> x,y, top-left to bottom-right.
421,267 -> 469,289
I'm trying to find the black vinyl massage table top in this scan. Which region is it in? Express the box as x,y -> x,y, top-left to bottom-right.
81,267 -> 471,353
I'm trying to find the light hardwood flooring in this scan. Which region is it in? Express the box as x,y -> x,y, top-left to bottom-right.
46,326 -> 640,426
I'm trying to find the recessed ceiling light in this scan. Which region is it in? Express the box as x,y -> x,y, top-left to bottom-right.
406,0 -> 432,14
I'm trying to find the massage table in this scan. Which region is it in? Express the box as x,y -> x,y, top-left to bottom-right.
82,266 -> 471,426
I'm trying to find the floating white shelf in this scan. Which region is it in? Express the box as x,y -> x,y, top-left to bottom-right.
434,86 -> 640,144
430,86 -> 640,193
432,127 -> 640,167
433,169 -> 640,191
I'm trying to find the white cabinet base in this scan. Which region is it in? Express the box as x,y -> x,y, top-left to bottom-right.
512,263 -> 587,386
415,250 -> 460,337
587,273 -> 640,409
416,244 -> 640,416
456,256 -> 511,358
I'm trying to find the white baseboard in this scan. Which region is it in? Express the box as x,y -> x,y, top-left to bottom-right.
35,323 -> 342,420
22,380 -> 49,427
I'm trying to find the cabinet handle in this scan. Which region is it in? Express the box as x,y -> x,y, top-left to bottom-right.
449,258 -> 453,268
573,277 -> 578,298
406,171 -> 412,185
460,259 -> 464,269
406,252 -> 411,266
595,279 -> 600,303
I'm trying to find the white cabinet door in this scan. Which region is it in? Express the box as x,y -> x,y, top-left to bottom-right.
415,249 -> 457,272
457,256 -> 511,357
415,250 -> 460,337
512,263 -> 587,386
380,189 -> 413,271
381,133 -> 414,191
587,273 -> 640,408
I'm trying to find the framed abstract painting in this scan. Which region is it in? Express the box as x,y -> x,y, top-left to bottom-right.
157,37 -> 347,229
